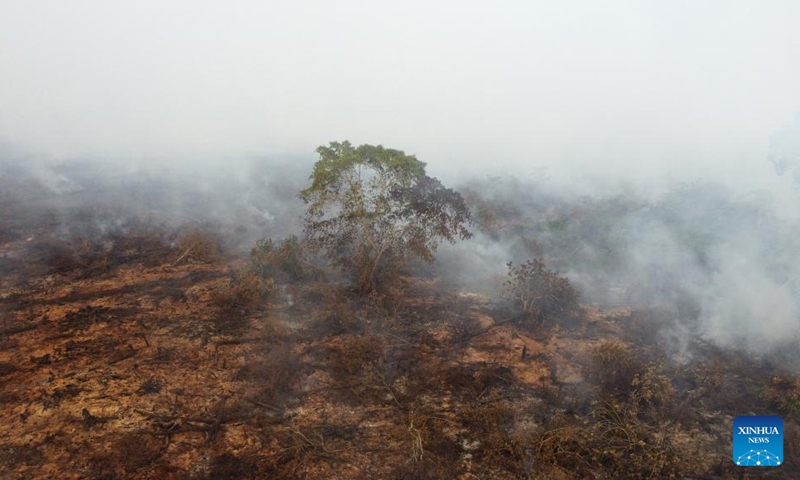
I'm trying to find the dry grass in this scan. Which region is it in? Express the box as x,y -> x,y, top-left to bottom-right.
583,339 -> 644,398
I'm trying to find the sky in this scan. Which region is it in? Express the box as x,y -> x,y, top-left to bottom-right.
2,0 -> 800,190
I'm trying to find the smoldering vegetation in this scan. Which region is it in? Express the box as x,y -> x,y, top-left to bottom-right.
0,156 -> 310,279
442,175 -> 800,358
1,156 -> 800,479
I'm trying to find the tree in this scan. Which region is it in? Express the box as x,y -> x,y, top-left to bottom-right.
300,141 -> 472,293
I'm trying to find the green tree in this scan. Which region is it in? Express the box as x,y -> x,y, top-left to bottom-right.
300,141 -> 472,293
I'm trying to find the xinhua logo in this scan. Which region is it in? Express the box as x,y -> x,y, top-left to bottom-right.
732,416 -> 783,466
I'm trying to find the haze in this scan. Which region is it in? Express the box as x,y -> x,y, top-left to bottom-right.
2,0 -> 800,190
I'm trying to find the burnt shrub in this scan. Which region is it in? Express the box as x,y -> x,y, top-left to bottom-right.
460,403 -> 523,471
234,345 -> 299,405
329,334 -> 384,378
28,237 -> 80,274
212,311 -> 251,337
327,334 -> 385,402
503,258 -> 579,324
0,362 -> 17,377
629,365 -> 675,415
306,295 -> 364,336
381,410 -> 464,477
209,453 -> 258,479
583,340 -> 644,397
106,432 -> 164,475
590,399 -> 686,478
441,364 -> 515,401
107,228 -> 173,267
137,376 -> 164,395
212,269 -> 274,311
176,229 -> 221,264
0,443 -> 44,471
763,375 -> 800,419
532,405 -> 692,479
250,235 -> 320,282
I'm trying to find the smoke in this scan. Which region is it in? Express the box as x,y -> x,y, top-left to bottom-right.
770,112 -> 800,185
437,173 -> 800,354
0,153 -> 313,251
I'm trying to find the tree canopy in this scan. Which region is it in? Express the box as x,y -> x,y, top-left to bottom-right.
300,141 -> 472,293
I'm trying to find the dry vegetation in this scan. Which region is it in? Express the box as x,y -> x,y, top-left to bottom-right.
1,179 -> 799,479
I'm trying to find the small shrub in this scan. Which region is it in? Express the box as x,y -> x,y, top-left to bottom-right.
137,376 -> 163,395
108,432 -> 164,474
327,334 -> 385,402
330,335 -> 384,377
763,375 -> 800,419
532,405 -> 691,479
107,228 -> 173,267
209,453 -> 257,479
503,258 -> 578,322
583,340 -> 643,397
0,443 -> 44,470
176,229 -> 221,264
0,362 -> 17,377
460,403 -> 522,470
212,311 -> 251,337
442,364 -> 515,401
629,365 -> 675,415
307,296 -> 363,336
250,235 -> 318,282
213,270 -> 274,311
589,399 -> 686,478
235,345 -> 298,405
250,237 -> 275,276
533,416 -> 593,474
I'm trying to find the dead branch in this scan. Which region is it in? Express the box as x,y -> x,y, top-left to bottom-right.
106,346 -> 137,365
172,247 -> 193,266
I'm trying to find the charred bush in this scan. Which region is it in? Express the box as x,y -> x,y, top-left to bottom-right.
532,405 -> 691,479
762,375 -> 800,419
251,235 -> 319,282
307,296 -> 364,336
327,334 -> 385,402
29,238 -> 80,274
209,453 -> 258,479
387,457 -> 460,480
175,229 -> 221,264
620,308 -> 674,347
583,340 -> 644,398
59,305 -> 116,332
0,443 -> 44,471
235,345 -> 299,405
588,399 -> 688,478
39,384 -> 82,410
460,403 -> 524,471
442,364 -> 515,401
137,376 -> 164,395
212,311 -> 251,337
101,432 -> 164,475
212,269 -> 274,311
107,228 -> 173,267
629,365 -> 675,415
382,411 -> 464,477
504,258 -> 579,324
0,362 -> 17,377
329,334 -> 384,378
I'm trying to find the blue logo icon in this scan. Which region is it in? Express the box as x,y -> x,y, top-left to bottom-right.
733,416 -> 783,466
